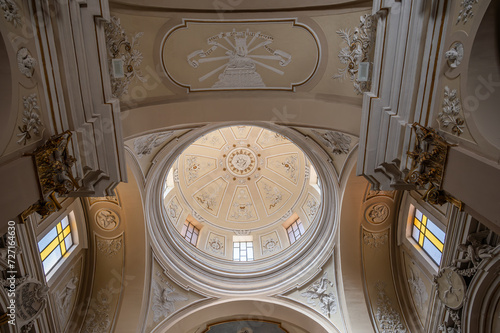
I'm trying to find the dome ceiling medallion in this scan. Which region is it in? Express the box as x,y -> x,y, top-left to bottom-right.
171,126 -> 311,230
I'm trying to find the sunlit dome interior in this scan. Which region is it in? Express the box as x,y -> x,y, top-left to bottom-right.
162,125 -> 322,261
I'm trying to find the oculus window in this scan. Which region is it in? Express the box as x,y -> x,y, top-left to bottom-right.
411,208 -> 446,265
38,214 -> 74,275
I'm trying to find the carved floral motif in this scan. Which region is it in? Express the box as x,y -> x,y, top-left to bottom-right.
0,0 -> 21,27
104,16 -> 147,98
96,238 -> 122,256
363,231 -> 388,248
82,286 -> 114,333
17,47 -> 37,78
334,14 -> 374,94
300,272 -> 337,317
17,94 -> 43,145
457,0 -> 479,24
375,282 -> 407,333
439,86 -> 464,136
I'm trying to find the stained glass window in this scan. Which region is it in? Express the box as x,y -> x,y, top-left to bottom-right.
287,219 -> 305,244
411,209 -> 446,265
233,241 -> 254,261
38,216 -> 73,274
181,221 -> 199,246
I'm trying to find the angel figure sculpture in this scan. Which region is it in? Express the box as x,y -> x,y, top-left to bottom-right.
453,230 -> 495,268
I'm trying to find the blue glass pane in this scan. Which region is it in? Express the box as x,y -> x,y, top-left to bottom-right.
412,226 -> 420,243
64,235 -> 73,250
43,245 -> 62,274
423,238 -> 442,265
38,227 -> 57,252
426,219 -> 446,243
415,209 -> 423,222
61,216 -> 69,229
298,222 -> 305,234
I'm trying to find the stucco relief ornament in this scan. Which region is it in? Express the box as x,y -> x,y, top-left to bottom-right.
82,286 -> 114,333
445,42 -> 464,68
375,282 -> 407,333
96,238 -> 122,256
0,0 -> 21,27
334,14 -> 374,94
453,230 -> 495,276
305,197 -> 319,220
95,209 -> 119,231
457,0 -> 479,24
439,86 -> 464,136
133,131 -> 173,158
152,279 -> 187,323
17,47 -> 37,78
263,183 -> 283,209
363,231 -> 388,248
407,268 -> 428,311
433,267 -> 466,309
366,203 -> 390,224
57,276 -> 79,324
104,16 -> 147,98
17,94 -> 44,145
207,234 -> 225,256
300,272 -> 337,317
187,29 -> 292,89
167,198 -> 182,223
312,130 -> 351,155
262,237 -> 280,255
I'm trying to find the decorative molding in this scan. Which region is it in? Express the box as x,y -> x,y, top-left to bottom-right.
374,281 -> 407,332
365,203 -> 390,224
17,94 -> 43,145
365,189 -> 396,201
0,0 -> 21,27
88,192 -> 119,206
407,268 -> 428,311
439,86 -> 464,136
95,209 -> 120,231
152,277 -> 188,323
96,238 -> 123,256
133,131 -> 173,158
334,14 -> 374,94
445,43 -> 464,69
456,0 -> 479,24
312,130 -> 351,155
363,231 -> 388,248
17,47 -> 37,78
104,16 -> 147,98
300,272 -> 337,317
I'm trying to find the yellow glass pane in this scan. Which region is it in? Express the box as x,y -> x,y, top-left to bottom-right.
419,232 -> 424,246
58,233 -> 64,243
61,240 -> 66,255
426,232 -> 444,252
63,225 -> 71,237
56,222 -> 62,234
414,218 -> 421,229
41,238 -> 59,261
422,215 -> 427,226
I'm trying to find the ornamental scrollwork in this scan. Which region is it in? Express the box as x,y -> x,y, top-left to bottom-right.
104,16 -> 147,98
17,94 -> 43,145
374,281 -> 407,333
300,272 -> 337,317
439,86 -> 464,136
96,238 -> 123,257
334,14 -> 375,94
312,130 -> 351,155
363,231 -> 388,248
406,124 -> 463,209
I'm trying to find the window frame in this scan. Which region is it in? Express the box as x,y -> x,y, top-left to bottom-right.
398,192 -> 448,273
35,199 -> 87,284
181,221 -> 200,246
286,219 -> 305,245
233,241 -> 254,262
